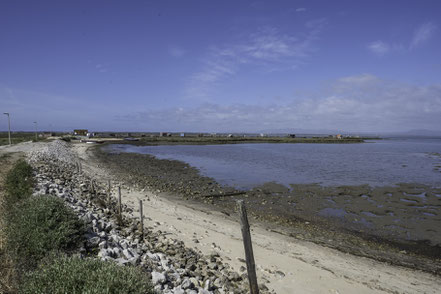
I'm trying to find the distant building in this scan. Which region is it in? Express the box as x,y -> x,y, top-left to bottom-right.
336,134 -> 343,139
288,134 -> 296,138
73,129 -> 88,136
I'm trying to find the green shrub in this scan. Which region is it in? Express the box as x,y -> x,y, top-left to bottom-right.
4,159 -> 34,205
21,255 -> 154,294
5,195 -> 86,269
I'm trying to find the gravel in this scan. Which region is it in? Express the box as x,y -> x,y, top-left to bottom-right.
26,140 -> 269,294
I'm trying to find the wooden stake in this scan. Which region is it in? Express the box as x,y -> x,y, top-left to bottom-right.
107,179 -> 111,204
118,186 -> 122,216
139,199 -> 144,240
237,200 -> 259,294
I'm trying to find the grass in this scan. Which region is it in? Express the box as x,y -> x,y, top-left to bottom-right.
1,158 -> 153,294
0,132 -> 52,146
21,254 -> 154,294
4,195 -> 86,270
3,159 -> 34,206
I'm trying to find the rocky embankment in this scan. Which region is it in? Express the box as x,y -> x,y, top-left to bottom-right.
27,141 -> 267,294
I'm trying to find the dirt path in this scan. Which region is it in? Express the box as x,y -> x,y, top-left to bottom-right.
73,142 -> 441,294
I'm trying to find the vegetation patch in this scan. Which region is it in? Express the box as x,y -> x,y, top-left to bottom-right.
21,255 -> 154,294
5,195 -> 86,270
4,159 -> 34,206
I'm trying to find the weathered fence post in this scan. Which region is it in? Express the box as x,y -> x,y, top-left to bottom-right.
90,179 -> 95,194
237,200 -> 259,294
118,186 -> 122,216
107,179 -> 111,204
139,199 -> 144,240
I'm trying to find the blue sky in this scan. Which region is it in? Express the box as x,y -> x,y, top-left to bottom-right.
1,0 -> 440,133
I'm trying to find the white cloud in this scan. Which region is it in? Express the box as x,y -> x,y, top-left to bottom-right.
368,22 -> 437,56
186,19 -> 327,99
410,22 -> 437,49
169,46 -> 185,58
122,75 -> 441,133
367,41 -> 390,56
296,8 -> 306,12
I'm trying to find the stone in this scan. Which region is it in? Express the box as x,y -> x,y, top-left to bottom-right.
181,278 -> 192,289
122,248 -> 134,259
152,271 -> 167,285
173,287 -> 185,294
87,236 -> 101,247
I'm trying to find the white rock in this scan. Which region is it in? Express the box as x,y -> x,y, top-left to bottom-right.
151,271 -> 167,285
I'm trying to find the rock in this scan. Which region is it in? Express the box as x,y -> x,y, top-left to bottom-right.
228,272 -> 240,282
122,248 -> 134,259
87,236 -> 101,247
189,277 -> 199,288
152,271 -> 167,285
208,263 -> 218,270
181,278 -> 192,289
173,287 -> 185,294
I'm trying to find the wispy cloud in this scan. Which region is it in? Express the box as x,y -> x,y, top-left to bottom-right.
169,46 -> 185,58
367,40 -> 390,56
296,8 -> 306,12
95,64 -> 108,73
122,74 -> 441,133
368,21 -> 436,56
410,22 -> 437,49
186,19 -> 327,99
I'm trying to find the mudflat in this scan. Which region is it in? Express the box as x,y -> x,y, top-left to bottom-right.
92,144 -> 441,275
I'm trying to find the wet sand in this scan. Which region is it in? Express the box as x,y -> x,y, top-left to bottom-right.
93,144 -> 441,275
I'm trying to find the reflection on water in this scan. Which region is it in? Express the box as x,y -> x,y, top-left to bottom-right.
108,138 -> 441,189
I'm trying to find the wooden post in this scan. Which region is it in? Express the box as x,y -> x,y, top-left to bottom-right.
139,199 -> 144,240
107,179 -> 111,205
118,186 -> 122,216
237,200 -> 259,294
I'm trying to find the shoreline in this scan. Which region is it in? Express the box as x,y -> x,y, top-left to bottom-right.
3,141 -> 441,293
91,143 -> 441,275
81,136 -> 367,146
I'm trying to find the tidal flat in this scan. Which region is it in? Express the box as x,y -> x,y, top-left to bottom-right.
93,145 -> 441,275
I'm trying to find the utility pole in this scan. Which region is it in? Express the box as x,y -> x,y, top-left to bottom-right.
3,112 -> 11,145
33,121 -> 38,141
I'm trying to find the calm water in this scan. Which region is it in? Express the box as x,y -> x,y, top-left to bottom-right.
107,139 -> 441,189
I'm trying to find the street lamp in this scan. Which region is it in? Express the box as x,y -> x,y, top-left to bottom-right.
34,121 -> 38,141
3,112 -> 11,145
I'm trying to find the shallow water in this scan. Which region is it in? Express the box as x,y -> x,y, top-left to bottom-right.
107,138 -> 441,189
